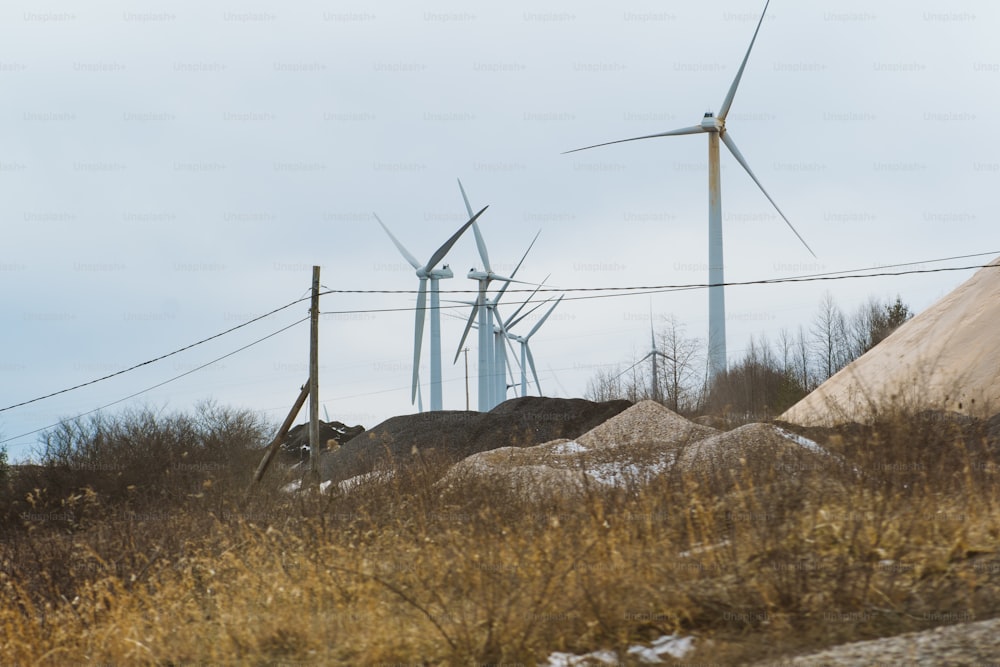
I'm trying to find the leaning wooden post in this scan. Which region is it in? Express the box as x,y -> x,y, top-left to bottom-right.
249,381 -> 310,489
308,265 -> 321,486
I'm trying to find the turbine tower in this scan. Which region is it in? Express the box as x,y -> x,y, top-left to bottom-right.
374,205 -> 488,411
565,0 -> 814,380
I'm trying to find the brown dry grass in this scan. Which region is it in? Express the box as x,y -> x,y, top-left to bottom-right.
2,403 -> 1000,665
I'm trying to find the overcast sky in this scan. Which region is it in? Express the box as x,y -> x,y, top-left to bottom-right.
2,1 -> 997,461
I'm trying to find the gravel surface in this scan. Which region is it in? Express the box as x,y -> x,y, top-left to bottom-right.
753,617 -> 1000,666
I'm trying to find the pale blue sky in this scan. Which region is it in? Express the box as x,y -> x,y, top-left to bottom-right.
2,1 -> 997,460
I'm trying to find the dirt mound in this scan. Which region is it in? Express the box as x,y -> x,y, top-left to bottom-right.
280,420 -> 365,462
317,397 -> 632,484
440,400 -> 720,496
676,423 -> 839,479
576,400 -> 718,449
782,257 -> 1000,426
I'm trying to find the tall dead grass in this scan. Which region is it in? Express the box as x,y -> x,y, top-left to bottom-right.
2,403 -> 999,664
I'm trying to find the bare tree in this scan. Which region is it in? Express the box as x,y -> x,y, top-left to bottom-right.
584,366 -> 626,402
811,291 -> 850,382
656,315 -> 703,413
794,325 -> 812,392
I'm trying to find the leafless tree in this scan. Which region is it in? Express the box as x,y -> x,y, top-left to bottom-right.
656,315 -> 703,413
811,291 -> 851,382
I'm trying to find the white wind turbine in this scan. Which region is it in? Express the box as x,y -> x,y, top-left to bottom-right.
565,0 -> 815,380
640,311 -> 672,403
505,295 -> 564,397
374,205 -> 488,411
615,310 -> 674,403
454,178 -> 539,411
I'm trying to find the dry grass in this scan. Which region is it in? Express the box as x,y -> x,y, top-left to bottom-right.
2,403 -> 1000,665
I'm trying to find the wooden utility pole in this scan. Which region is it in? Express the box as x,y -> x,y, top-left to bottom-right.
308,266 -> 321,484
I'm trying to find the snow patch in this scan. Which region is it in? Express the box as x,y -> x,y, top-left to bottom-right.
547,634 -> 694,665
550,440 -> 587,455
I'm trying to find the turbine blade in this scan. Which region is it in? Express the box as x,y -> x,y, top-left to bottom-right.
495,230 -> 541,303
459,179 -> 492,273
721,131 -> 816,258
453,303 -> 479,364
503,273 -> 550,329
425,205 -> 488,271
526,295 -> 563,339
507,299 -> 549,331
719,0 -> 771,121
457,178 -> 475,218
412,279 -> 428,404
525,344 -> 541,395
374,213 -> 421,270
563,125 -> 707,154
649,302 -> 657,351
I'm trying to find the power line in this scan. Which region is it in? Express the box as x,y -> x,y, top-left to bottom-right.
317,255 -> 999,315
0,295 -> 309,414
0,317 -> 308,447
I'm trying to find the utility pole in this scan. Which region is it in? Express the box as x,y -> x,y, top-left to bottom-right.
462,347 -> 470,411
308,266 -> 321,485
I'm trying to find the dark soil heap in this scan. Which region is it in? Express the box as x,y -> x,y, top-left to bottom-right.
317,396 -> 632,484
281,420 -> 365,463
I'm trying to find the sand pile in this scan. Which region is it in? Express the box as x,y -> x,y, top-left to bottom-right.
676,423 -> 839,479
442,401 -> 719,494
575,399 -> 718,449
782,257 -> 1000,426
443,401 -> 845,498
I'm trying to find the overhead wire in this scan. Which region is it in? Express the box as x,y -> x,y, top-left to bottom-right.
0,317 -> 308,446
0,295 -> 310,414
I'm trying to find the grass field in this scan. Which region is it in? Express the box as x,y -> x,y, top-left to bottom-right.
2,402 -> 999,665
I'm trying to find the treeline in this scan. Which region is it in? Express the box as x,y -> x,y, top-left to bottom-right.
586,292 -> 912,422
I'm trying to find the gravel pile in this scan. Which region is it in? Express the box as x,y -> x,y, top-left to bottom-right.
575,400 -> 718,450
676,422 -> 838,477
753,616 -> 1000,666
441,401 -> 720,494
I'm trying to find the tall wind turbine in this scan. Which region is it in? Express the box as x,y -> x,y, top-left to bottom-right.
565,0 -> 815,380
454,178 -> 538,410
374,205 -> 488,411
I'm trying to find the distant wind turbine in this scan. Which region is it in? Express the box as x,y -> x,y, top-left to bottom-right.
454,178 -> 538,410
506,295 -> 564,397
565,0 -> 815,380
374,205 -> 488,411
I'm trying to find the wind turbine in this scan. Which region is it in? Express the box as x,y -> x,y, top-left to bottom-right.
641,311 -> 673,403
454,178 -> 539,410
564,0 -> 815,380
374,205 -> 488,411
506,295 -> 564,396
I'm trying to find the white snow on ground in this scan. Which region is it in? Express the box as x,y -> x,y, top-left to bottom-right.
547,634 -> 694,665
584,455 -> 675,487
336,469 -> 393,492
550,440 -> 587,455
773,427 -> 830,457
283,470 -> 393,495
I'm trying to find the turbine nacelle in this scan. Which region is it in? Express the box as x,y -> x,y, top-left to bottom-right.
700,112 -> 723,132
425,265 -> 454,280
